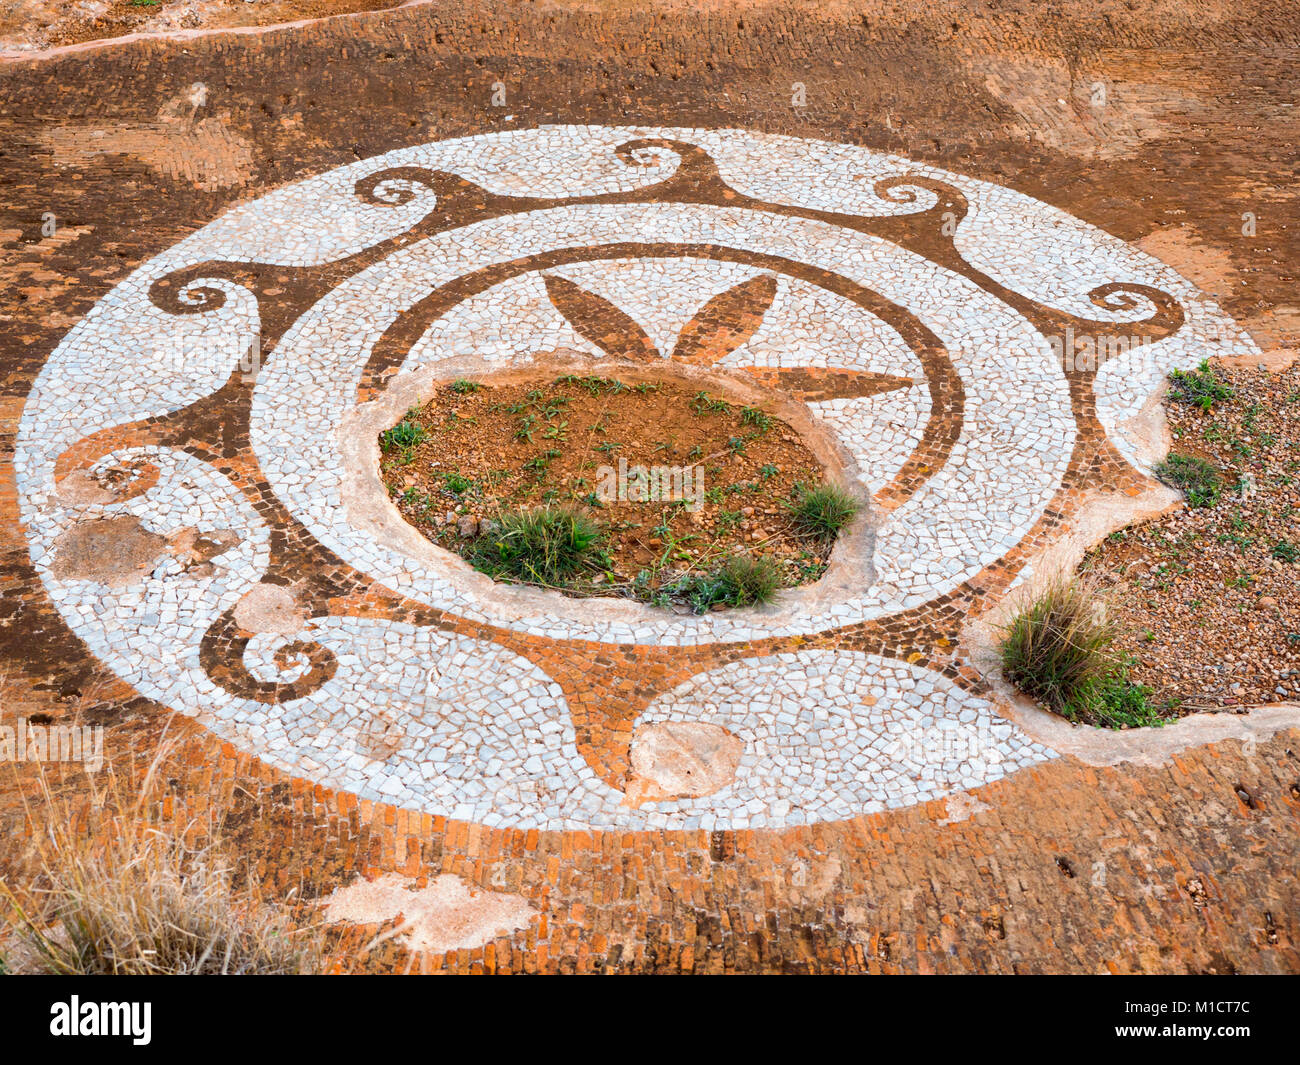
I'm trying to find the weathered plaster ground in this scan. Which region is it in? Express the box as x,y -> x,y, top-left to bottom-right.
1,0 -> 1298,973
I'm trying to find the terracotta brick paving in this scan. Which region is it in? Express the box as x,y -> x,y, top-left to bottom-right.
5,709 -> 1294,973
1,0 -> 1297,973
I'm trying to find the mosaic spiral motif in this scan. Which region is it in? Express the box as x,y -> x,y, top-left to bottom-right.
15,126 -> 1258,830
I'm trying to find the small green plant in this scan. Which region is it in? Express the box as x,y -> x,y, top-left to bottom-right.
1086,672 -> 1167,730
523,449 -> 563,474
715,508 -> 743,533
1154,453 -> 1222,508
631,569 -> 671,608
513,413 -> 537,442
1271,541 -> 1299,563
380,419 -> 426,451
1168,360 -> 1233,411
669,555 -> 781,613
555,374 -> 608,395
741,406 -> 773,431
442,471 -> 473,495
786,483 -> 860,541
468,506 -> 604,586
449,378 -> 482,394
691,391 -> 732,415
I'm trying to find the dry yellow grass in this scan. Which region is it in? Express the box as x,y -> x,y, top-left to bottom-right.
0,745 -> 323,975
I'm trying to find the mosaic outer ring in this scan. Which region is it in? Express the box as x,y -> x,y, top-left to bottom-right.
15,126 -> 1260,830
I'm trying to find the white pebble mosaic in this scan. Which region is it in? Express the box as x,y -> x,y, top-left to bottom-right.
13,126 -> 1261,829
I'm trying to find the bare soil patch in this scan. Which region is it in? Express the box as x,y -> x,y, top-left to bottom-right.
0,0 -> 403,55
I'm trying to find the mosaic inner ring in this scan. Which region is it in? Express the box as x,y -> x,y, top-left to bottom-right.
255,202 -> 1073,645
15,126 -> 1261,830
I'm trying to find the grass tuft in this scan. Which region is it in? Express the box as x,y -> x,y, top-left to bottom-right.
0,763 -> 322,975
786,482 -> 860,541
379,418 -> 426,451
468,505 -> 605,586
1000,576 -> 1117,714
999,576 -> 1165,729
1154,453 -> 1222,507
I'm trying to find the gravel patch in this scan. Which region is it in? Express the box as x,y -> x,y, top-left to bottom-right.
1086,361 -> 1300,712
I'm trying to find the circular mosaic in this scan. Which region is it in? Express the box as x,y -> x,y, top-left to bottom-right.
17,126 -> 1259,830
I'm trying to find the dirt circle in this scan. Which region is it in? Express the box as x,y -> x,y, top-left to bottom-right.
377,363 -> 854,609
